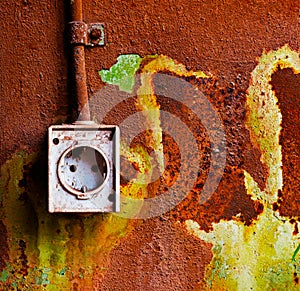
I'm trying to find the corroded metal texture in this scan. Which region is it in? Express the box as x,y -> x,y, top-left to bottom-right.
68,21 -> 88,45
68,22 -> 105,47
69,0 -> 90,121
271,68 -> 300,217
87,23 -> 105,47
1,0 -> 300,290
72,45 -> 91,121
70,0 -> 83,22
0,0 -> 69,164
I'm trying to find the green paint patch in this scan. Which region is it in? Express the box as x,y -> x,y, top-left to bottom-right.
99,54 -> 142,93
292,244 -> 300,262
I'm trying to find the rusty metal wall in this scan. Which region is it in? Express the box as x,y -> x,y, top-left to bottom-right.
1,0 -> 300,290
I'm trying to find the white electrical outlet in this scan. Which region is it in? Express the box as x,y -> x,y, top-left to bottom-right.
48,123 -> 120,213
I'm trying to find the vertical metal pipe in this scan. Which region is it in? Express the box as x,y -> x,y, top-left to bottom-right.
70,0 -> 90,121
70,0 -> 83,21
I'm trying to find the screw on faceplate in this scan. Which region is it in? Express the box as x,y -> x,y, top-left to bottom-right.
108,193 -> 114,202
81,185 -> 87,193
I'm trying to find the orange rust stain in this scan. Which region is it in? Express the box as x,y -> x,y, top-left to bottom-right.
103,54 -> 267,229
163,77 -> 266,231
98,218 -> 213,290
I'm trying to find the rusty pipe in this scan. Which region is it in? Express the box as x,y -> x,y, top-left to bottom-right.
70,0 -> 83,21
70,0 -> 90,121
72,45 -> 90,121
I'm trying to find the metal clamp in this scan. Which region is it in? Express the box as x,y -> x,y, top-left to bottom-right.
69,21 -> 105,46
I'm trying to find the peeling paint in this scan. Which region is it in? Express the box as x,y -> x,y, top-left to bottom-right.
292,244 -> 300,262
246,44 -> 300,201
186,207 -> 300,290
185,46 -> 300,290
0,152 -> 138,290
99,54 -> 209,218
99,54 -> 142,93
136,54 -> 210,174
2,0 -> 300,289
2,47 -> 300,289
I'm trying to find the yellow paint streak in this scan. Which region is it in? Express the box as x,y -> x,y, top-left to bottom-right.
186,212 -> 299,291
246,44 -> 300,202
81,54 -> 210,276
0,55 -> 209,288
135,55 -> 210,175
185,46 -> 300,290
120,55 -> 209,216
0,153 -> 140,290
0,152 -> 70,289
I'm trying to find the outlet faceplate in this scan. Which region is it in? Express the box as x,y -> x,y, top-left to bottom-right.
48,123 -> 120,213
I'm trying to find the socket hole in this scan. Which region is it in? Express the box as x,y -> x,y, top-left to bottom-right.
58,145 -> 109,195
53,138 -> 59,145
69,165 -> 77,172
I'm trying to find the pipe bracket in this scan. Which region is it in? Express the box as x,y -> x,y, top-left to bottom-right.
69,21 -> 105,46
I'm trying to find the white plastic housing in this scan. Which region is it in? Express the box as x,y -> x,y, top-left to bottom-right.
48,123 -> 120,213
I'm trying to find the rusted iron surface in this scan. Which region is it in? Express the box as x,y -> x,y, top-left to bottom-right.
68,21 -> 88,45
84,0 -> 300,91
72,45 -> 90,121
270,68 -> 300,217
99,218 -> 213,290
87,23 -> 105,46
70,0 -> 83,22
0,0 -> 69,164
68,22 -> 105,47
1,0 -> 300,289
69,0 -> 90,121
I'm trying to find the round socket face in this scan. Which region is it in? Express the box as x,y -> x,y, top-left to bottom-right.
57,145 -> 109,198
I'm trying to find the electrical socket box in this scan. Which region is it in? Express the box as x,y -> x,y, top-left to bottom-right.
48,123 -> 120,213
